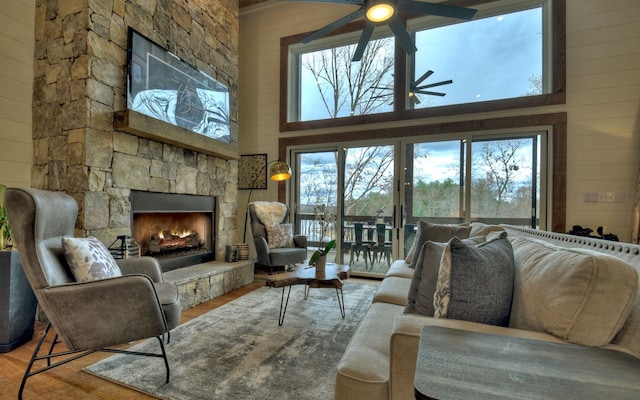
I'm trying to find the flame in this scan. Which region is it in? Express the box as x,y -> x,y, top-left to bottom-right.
156,228 -> 193,240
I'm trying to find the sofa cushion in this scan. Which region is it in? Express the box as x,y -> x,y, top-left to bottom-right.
385,260 -> 414,279
469,222 -> 505,238
373,277 -> 412,306
405,236 -> 485,317
433,234 -> 514,326
407,221 -> 471,268
509,236 -> 638,347
62,236 -> 122,282
336,302 -> 404,400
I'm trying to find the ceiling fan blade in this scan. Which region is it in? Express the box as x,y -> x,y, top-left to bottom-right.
414,70 -> 434,86
301,9 -> 365,44
352,21 -> 375,61
398,1 -> 477,20
387,15 -> 417,55
416,79 -> 453,90
416,90 -> 447,97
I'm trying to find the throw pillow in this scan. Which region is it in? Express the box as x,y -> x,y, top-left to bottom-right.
405,236 -> 485,316
407,221 -> 472,269
266,223 -> 294,249
509,236 -> 638,347
62,236 -> 122,282
433,233 -> 514,326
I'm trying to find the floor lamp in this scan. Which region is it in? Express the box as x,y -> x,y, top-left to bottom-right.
242,160 -> 292,244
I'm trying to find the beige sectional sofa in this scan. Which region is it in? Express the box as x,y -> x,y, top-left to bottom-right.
335,224 -> 640,400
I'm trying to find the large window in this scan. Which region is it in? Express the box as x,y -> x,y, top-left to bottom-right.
282,0 -> 564,131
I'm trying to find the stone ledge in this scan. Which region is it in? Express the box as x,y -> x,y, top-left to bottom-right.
163,259 -> 255,311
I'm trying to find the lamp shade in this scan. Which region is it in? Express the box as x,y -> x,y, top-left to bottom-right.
365,0 -> 396,23
270,161 -> 292,181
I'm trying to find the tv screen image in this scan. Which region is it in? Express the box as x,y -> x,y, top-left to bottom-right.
127,29 -> 231,143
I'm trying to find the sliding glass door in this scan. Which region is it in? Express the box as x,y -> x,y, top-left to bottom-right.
291,130 -> 547,278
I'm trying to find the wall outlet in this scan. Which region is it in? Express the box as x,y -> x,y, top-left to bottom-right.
583,192 -> 598,202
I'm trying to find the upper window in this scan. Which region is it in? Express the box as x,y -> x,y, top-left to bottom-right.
282,0 -> 563,130
407,6 -> 544,109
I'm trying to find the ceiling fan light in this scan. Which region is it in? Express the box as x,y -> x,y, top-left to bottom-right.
365,0 -> 395,23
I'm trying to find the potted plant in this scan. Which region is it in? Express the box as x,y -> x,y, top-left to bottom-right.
309,240 -> 336,272
0,184 -> 12,250
0,184 -> 38,352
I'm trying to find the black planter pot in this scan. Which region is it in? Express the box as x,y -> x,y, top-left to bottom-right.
0,250 -> 38,352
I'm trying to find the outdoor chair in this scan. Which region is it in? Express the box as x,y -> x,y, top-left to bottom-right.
249,201 -> 307,272
4,188 -> 181,399
347,223 -> 373,269
372,223 -> 392,267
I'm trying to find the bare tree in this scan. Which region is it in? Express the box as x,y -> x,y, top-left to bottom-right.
302,37 -> 394,118
343,146 -> 394,215
475,140 -> 527,214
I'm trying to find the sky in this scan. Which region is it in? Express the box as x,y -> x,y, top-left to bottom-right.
299,6 -> 543,119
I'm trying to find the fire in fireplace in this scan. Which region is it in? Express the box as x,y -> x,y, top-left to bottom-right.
131,191 -> 216,272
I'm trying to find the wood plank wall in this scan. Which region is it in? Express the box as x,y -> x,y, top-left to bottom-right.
0,0 -> 34,188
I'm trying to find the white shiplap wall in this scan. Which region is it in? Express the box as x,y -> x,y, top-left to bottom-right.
0,0 -> 34,188
239,0 -> 640,241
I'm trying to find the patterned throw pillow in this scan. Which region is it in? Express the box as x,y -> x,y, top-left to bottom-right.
433,233 -> 514,326
266,223 -> 294,249
62,236 -> 122,282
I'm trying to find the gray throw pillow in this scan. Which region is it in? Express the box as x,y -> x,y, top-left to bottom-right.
408,221 -> 471,269
433,233 -> 514,326
405,236 -> 485,316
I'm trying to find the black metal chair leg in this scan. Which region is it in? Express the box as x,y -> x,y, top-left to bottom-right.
19,323 -> 52,400
156,336 -> 170,384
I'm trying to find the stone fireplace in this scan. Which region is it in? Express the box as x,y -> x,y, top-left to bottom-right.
30,0 -> 241,261
131,191 -> 216,272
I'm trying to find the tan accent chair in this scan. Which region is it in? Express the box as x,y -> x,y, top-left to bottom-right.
4,188 -> 181,399
249,202 -> 307,272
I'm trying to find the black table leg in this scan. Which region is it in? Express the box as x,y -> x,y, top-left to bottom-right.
278,286 -> 292,326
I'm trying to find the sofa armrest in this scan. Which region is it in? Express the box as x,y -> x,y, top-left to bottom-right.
389,314 -> 565,400
293,235 -> 307,249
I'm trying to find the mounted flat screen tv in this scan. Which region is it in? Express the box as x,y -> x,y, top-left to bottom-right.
126,28 -> 231,143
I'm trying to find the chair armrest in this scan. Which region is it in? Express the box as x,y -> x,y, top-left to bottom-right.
254,236 -> 271,266
39,275 -> 169,352
293,235 -> 307,249
116,256 -> 163,282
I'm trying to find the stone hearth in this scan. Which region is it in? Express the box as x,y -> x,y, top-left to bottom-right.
164,259 -> 254,311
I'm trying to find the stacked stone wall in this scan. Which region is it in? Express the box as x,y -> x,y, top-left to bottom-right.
31,0 -> 239,259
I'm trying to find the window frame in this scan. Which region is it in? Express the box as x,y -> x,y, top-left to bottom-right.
279,0 -> 565,132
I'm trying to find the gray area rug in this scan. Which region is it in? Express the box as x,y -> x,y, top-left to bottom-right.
84,282 -> 378,400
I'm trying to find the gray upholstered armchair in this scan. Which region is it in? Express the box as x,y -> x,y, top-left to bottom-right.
4,188 -> 181,399
249,201 -> 307,272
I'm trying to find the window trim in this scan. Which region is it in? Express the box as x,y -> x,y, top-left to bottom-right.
279,0 -> 565,132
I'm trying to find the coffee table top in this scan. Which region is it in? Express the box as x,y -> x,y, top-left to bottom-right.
265,263 -> 350,289
415,326 -> 640,400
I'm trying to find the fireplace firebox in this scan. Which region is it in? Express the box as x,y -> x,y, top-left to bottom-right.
131,191 -> 215,272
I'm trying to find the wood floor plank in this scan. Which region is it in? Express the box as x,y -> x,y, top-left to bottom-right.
0,281 -> 264,400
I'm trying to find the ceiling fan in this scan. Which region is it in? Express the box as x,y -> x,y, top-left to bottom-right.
409,69 -> 452,104
296,0 -> 477,61
373,69 -> 453,105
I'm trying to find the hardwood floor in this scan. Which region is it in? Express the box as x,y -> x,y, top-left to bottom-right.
0,281 -> 265,400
